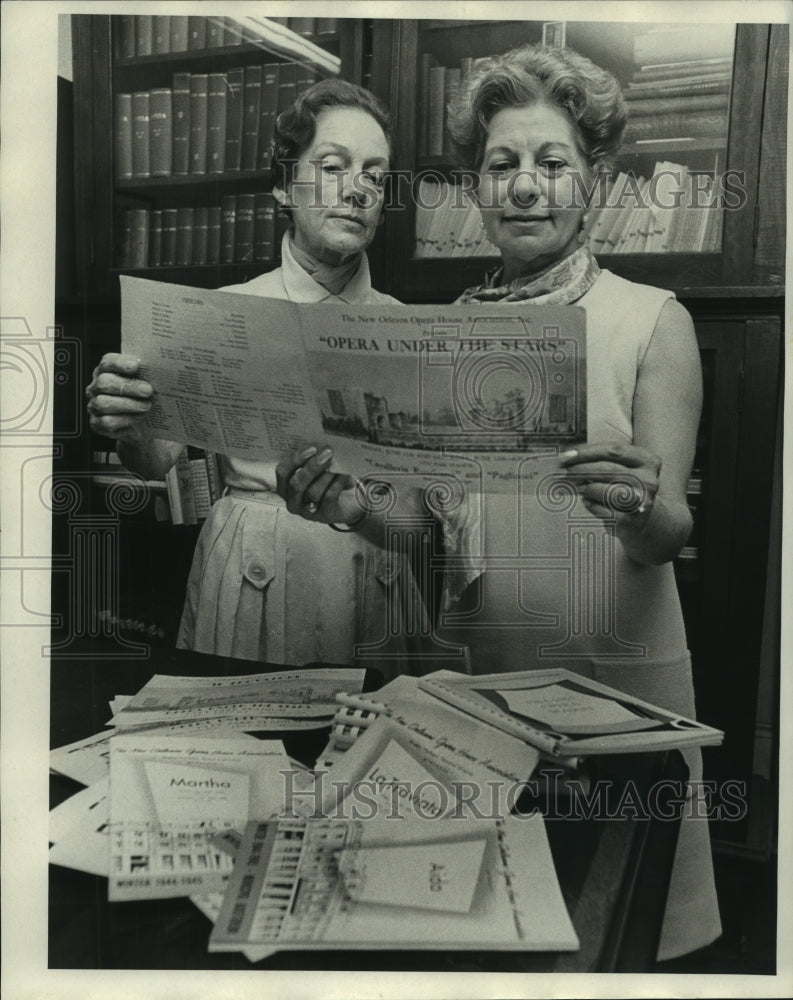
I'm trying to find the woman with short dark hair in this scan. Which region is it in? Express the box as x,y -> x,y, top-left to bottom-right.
86,78 -> 422,667
443,42 -> 721,961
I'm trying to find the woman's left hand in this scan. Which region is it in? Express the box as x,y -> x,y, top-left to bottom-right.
560,442 -> 661,521
275,446 -> 364,527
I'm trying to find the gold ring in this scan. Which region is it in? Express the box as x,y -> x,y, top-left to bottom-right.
305,500 -> 318,514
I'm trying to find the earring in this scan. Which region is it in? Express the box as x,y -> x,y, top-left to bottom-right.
579,212 -> 590,244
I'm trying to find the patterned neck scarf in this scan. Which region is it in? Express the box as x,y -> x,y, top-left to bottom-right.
457,245 -> 600,305
288,236 -> 362,296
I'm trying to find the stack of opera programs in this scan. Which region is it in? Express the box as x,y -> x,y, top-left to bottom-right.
50,664 -> 722,960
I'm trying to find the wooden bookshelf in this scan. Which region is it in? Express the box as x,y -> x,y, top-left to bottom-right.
369,20 -> 782,301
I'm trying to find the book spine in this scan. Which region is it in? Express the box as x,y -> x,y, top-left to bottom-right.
234,193 -> 256,263
206,206 -> 222,265
192,205 -> 209,266
131,91 -> 150,179
188,16 -> 207,50
188,73 -> 209,175
117,16 -> 136,59
624,78 -> 731,99
165,465 -> 184,525
187,447 -> 212,521
624,110 -> 728,141
175,207 -> 194,266
148,210 -> 162,267
206,18 -> 224,49
152,15 -> 170,55
241,65 -> 263,172
633,58 -> 732,81
253,193 -> 276,261
175,447 -> 197,525
172,72 -> 191,175
276,62 -> 298,119
207,73 -> 228,173
221,195 -> 237,263
170,15 -> 189,53
316,18 -> 339,35
127,209 -> 149,269
257,64 -> 280,171
224,67 -> 245,172
149,88 -> 173,177
204,451 -> 224,504
135,15 -> 153,57
624,93 -> 729,115
427,65 -> 446,157
114,93 -> 133,180
161,208 -> 178,266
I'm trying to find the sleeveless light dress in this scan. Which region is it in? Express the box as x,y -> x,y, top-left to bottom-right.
440,270 -> 721,960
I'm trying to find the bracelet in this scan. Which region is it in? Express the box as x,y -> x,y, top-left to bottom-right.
329,509 -> 368,533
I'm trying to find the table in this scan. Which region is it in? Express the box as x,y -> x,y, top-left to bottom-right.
49,645 -> 686,972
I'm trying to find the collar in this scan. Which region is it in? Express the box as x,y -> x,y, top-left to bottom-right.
280,232 -> 374,303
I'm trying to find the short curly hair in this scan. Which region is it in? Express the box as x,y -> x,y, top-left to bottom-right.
271,78 -> 392,191
447,43 -> 626,175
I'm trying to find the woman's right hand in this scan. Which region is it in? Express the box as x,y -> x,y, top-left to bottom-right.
86,353 -> 154,444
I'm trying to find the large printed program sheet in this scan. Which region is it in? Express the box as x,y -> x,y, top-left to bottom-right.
121,276 -> 587,494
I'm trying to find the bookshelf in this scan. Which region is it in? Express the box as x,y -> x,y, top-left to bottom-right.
63,15 -> 785,856
63,14 -> 365,643
73,14 -> 356,298
370,19 -> 783,301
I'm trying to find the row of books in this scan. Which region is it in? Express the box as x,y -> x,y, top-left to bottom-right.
93,446 -> 225,525
115,14 -> 339,59
115,63 -> 320,180
118,194 -> 283,270
623,26 -> 733,146
414,179 -> 499,258
584,163 -> 723,254
413,162 -> 722,258
165,446 -> 225,525
416,55 -> 483,160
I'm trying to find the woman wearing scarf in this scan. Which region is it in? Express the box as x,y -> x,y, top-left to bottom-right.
437,42 -> 720,963
86,80 -> 424,669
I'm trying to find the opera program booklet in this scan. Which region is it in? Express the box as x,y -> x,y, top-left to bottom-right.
418,669 -> 724,756
208,814 -> 579,955
108,734 -> 290,900
120,276 -> 586,494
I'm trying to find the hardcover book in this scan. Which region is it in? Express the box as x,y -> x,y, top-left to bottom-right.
131,91 -> 151,178
207,73 -> 228,173
224,67 -> 245,172
172,72 -> 191,175
149,88 -> 173,177
188,73 -> 209,174
241,65 -> 263,172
